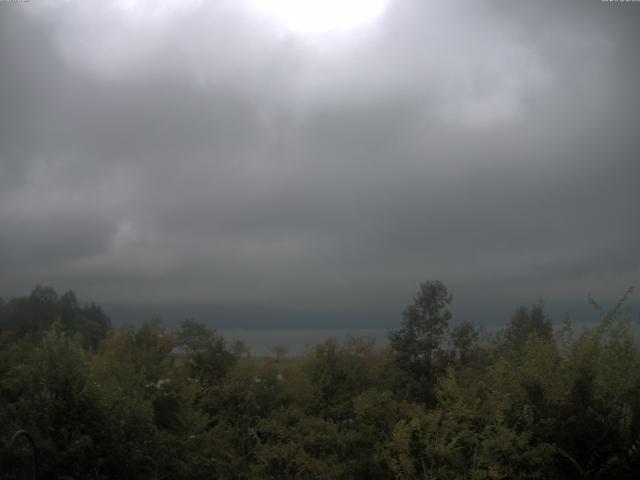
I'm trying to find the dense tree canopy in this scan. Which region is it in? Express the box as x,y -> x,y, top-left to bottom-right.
502,302 -> 553,352
0,284 -> 639,479
388,280 -> 453,404
0,286 -> 110,349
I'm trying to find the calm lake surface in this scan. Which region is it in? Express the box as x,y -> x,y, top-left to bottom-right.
220,321 -> 640,357
219,329 -> 390,356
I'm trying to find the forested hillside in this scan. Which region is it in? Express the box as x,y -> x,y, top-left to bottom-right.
1,283 -> 638,479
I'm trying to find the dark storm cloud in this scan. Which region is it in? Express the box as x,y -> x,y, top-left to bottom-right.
0,0 -> 638,323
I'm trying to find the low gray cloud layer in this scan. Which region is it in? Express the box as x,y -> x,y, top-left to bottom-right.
1,0 -> 638,325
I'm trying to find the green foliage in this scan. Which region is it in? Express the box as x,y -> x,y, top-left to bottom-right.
0,285 -> 638,479
389,280 -> 453,404
252,408 -> 345,479
176,319 -> 237,387
501,302 -> 553,353
0,325 -> 106,478
450,320 -> 480,364
304,338 -> 379,420
0,286 -> 110,349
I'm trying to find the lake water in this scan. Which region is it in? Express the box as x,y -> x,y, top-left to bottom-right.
219,328 -> 390,356
220,321 -> 640,357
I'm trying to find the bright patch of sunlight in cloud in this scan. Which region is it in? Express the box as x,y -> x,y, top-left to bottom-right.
248,0 -> 388,33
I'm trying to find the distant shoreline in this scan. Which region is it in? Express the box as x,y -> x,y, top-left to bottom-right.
218,321 -> 640,357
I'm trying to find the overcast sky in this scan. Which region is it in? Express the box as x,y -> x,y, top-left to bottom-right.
1,0 -> 638,326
